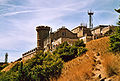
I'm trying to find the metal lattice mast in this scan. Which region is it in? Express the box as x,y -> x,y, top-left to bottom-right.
88,10 -> 94,28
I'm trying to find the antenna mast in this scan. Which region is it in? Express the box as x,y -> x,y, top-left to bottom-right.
88,10 -> 94,29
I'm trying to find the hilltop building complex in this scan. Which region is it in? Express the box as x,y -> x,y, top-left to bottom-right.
22,25 -> 115,62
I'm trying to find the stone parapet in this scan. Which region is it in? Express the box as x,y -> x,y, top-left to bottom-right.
22,47 -> 38,57
36,26 -> 50,31
22,47 -> 39,62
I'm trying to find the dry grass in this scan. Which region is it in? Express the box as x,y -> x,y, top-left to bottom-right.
53,37 -> 120,81
57,54 -> 94,81
102,54 -> 120,77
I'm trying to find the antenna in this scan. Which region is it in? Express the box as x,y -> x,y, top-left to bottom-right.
88,10 -> 94,29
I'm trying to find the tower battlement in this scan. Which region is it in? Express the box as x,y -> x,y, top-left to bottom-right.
36,26 -> 50,31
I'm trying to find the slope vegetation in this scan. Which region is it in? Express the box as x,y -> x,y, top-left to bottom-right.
56,37 -> 120,81
1,61 -> 20,72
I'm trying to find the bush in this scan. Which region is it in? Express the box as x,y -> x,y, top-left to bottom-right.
74,39 -> 85,47
109,9 -> 120,52
53,40 -> 87,62
0,51 -> 63,81
0,64 -> 9,71
0,69 -> 19,81
22,51 -> 63,81
77,47 -> 87,56
109,28 -> 120,52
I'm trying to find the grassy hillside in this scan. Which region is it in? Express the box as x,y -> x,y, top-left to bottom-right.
56,37 -> 120,81
1,37 -> 120,81
1,61 -> 20,72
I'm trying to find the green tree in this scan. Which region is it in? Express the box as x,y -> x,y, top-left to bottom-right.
109,8 -> 120,52
5,53 -> 8,63
53,40 -> 87,62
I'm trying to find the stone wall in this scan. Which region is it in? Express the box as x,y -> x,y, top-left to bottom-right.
43,27 -> 78,51
91,25 -> 111,36
52,37 -> 78,49
44,37 -> 52,51
71,26 -> 92,38
52,27 -> 77,40
79,34 -> 92,43
22,48 -> 38,62
101,26 -> 110,35
71,26 -> 84,37
91,28 -> 102,35
36,26 -> 50,49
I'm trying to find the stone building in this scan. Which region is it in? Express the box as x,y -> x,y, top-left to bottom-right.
22,26 -> 79,62
71,26 -> 93,43
44,26 -> 78,51
91,25 -> 115,39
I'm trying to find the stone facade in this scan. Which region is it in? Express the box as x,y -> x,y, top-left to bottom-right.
71,26 -> 92,38
22,48 -> 38,62
36,26 -> 50,49
51,37 -> 78,50
44,26 -> 78,51
79,34 -> 93,43
51,27 -> 77,40
71,26 -> 93,43
91,25 -> 115,39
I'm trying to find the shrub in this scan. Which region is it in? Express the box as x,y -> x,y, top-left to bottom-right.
77,47 -> 87,56
109,9 -> 120,52
11,62 -> 20,72
0,51 -> 63,81
0,64 -> 9,71
74,39 -> 85,47
53,40 -> 87,62
22,50 -> 63,81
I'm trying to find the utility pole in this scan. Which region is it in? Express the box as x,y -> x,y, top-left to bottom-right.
5,53 -> 8,63
88,10 -> 94,29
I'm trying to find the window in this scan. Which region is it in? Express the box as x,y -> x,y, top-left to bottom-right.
62,32 -> 66,36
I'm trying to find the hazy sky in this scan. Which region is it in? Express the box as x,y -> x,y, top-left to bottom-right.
0,0 -> 119,62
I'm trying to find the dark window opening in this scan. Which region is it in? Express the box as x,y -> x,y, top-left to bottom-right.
62,32 -> 66,36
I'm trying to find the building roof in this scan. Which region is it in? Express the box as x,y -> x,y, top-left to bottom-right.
52,26 -> 77,35
71,26 -> 87,31
91,25 -> 109,31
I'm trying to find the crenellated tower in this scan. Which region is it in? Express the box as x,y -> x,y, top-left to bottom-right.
36,26 -> 50,49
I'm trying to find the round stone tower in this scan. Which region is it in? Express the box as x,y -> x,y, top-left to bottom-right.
36,26 -> 50,49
